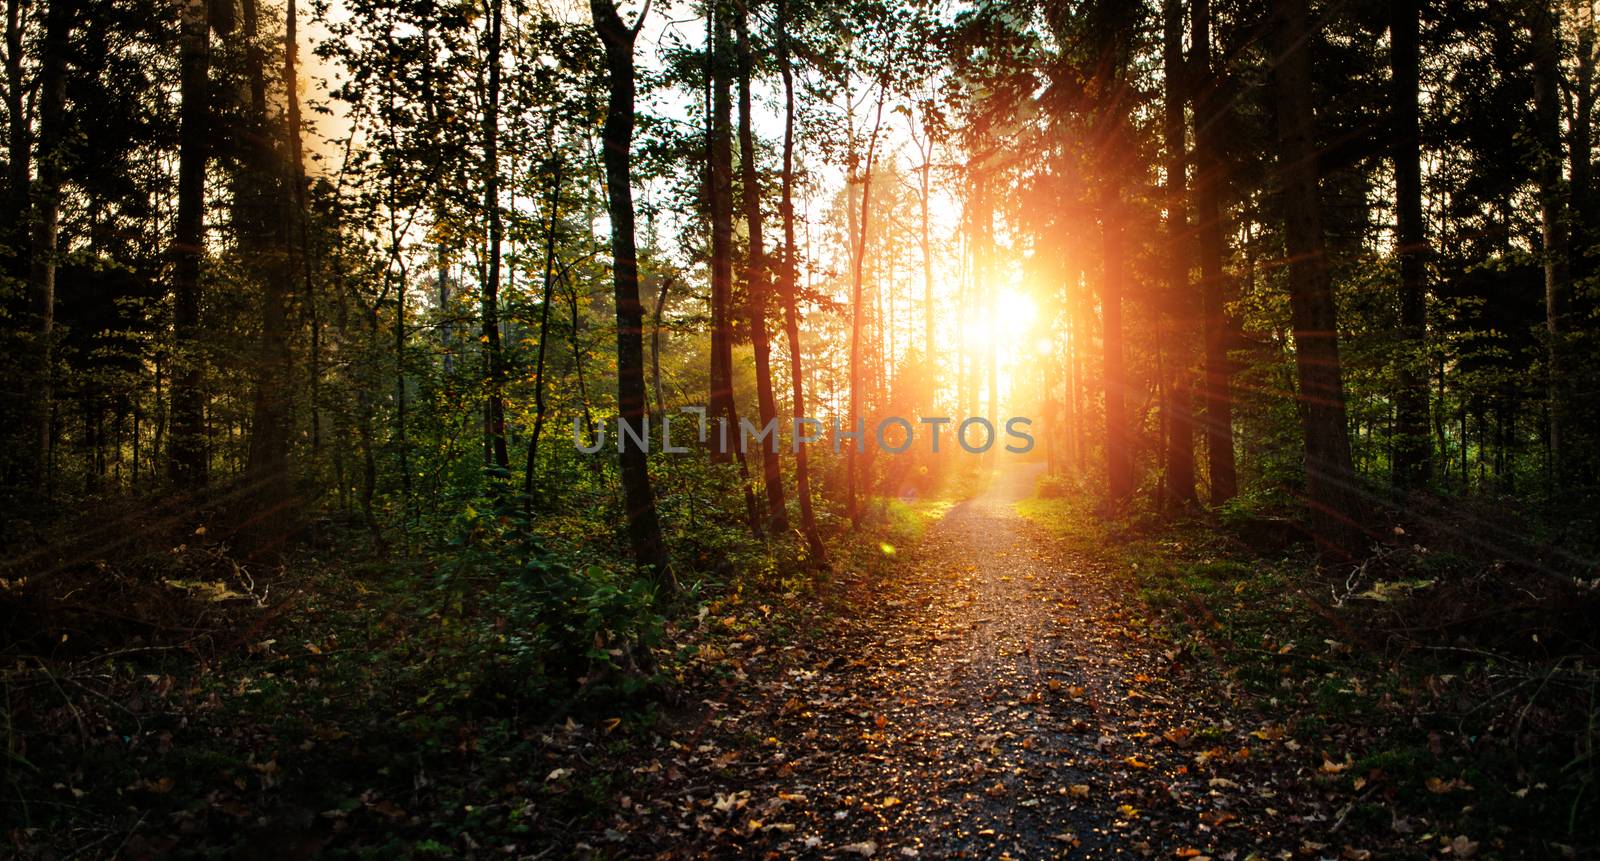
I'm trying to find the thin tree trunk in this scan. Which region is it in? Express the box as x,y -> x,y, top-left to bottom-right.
847,77 -> 887,525
170,0 -> 209,489
1392,0 -> 1430,489
911,111 -> 935,368
3,0 -> 27,285
1573,1 -> 1596,284
1272,0 -> 1365,558
24,0 -> 70,493
652,275 -> 668,421
1162,0 -> 1197,507
1532,0 -> 1567,483
524,159 -> 562,506
736,0 -> 788,531
482,0 -> 510,474
1192,0 -> 1237,505
566,267 -> 596,449
708,0 -> 737,462
1100,185 -> 1134,506
591,0 -> 668,577
777,0 -> 825,561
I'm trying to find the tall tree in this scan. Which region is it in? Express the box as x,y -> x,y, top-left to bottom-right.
238,0 -> 294,512
1094,2 -> 1136,508
1271,0 -> 1364,557
169,0 -> 210,489
481,0 -> 509,475
591,0 -> 667,576
736,0 -> 788,531
24,0 -> 72,492
284,0 -> 319,463
909,105 -> 936,365
846,69 -> 887,524
707,0 -> 738,462
777,0 -> 826,561
1161,0 -> 1197,507
3,0 -> 27,283
1191,0 -> 1237,504
1391,0 -> 1430,489
1100,184 -> 1134,506
1531,0 -> 1567,480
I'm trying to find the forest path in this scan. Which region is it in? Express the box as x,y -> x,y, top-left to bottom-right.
630,465 -> 1289,859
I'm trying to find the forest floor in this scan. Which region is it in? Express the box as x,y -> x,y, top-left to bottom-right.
597,464 -> 1590,860
607,465 -> 1380,860
6,466 -> 1593,859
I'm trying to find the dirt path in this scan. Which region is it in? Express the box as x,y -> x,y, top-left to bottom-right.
618,466 -> 1309,859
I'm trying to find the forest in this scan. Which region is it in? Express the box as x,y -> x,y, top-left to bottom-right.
2,0 -> 1599,856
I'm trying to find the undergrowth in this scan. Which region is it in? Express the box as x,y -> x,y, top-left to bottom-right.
1016,475 -> 1600,856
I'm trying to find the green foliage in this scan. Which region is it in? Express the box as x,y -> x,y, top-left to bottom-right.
437,501 -> 666,707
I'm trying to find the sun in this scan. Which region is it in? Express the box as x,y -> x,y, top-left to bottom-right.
965,288 -> 1038,353
957,287 -> 1041,405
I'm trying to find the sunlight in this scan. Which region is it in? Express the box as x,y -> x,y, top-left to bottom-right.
961,287 -> 1040,406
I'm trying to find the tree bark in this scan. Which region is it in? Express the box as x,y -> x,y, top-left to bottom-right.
592,0 -> 668,577
170,0 -> 210,489
1191,0 -> 1237,505
777,0 -> 826,561
736,0 -> 788,531
1271,0 -> 1365,558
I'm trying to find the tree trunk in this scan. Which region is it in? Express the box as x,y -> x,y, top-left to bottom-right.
285,0 -> 320,465
777,0 -> 826,561
652,275 -> 668,421
170,0 -> 210,489
1573,2 -> 1596,284
23,0 -> 71,493
591,0 -> 668,577
4,0 -> 30,284
913,113 -> 935,367
1391,0 -> 1430,489
238,0 -> 294,517
847,79 -> 887,525
708,0 -> 738,462
1100,185 -> 1134,507
481,0 -> 510,475
736,0 -> 789,531
524,159 -> 562,507
1532,0 -> 1567,482
1271,0 -> 1365,559
1162,0 -> 1197,507
1191,0 -> 1237,505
